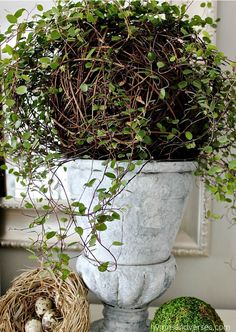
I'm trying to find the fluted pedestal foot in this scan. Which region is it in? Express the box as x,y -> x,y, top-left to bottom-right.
77,255 -> 177,332
90,305 -> 150,332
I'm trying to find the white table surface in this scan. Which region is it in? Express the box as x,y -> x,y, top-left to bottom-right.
90,304 -> 236,331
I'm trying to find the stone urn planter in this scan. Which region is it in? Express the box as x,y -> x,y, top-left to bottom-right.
67,160 -> 196,332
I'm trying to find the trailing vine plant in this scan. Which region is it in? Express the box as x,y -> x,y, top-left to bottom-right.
0,0 -> 235,275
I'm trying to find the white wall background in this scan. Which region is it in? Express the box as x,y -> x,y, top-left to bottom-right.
0,0 -> 236,310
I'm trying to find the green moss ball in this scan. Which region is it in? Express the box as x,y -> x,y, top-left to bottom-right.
150,297 -> 225,332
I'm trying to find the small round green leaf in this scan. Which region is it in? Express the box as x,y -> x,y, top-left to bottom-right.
6,14 -> 17,24
80,83 -> 88,92
208,166 -> 222,176
159,88 -> 166,100
98,262 -> 109,272
93,204 -> 101,212
147,52 -> 156,61
46,231 -> 57,240
105,172 -> 116,179
16,85 -> 27,95
50,30 -> 61,40
185,131 -> 193,140
37,4 -> 44,11
2,44 -> 14,55
178,81 -> 188,89
75,226 -> 84,236
96,223 -> 107,231
25,202 -> 33,209
14,8 -> 25,18
157,61 -> 165,69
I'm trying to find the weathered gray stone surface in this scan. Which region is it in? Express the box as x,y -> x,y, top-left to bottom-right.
70,161 -> 195,332
77,255 -> 176,308
90,306 -> 150,332
69,161 -> 196,265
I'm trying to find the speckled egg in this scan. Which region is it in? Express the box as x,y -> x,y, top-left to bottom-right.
25,319 -> 42,332
42,309 -> 58,331
35,296 -> 53,317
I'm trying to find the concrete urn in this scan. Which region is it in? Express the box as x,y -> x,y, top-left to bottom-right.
67,160 -> 196,332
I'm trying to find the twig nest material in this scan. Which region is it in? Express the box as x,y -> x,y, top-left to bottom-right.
35,297 -> 53,317
25,319 -> 43,332
0,268 -> 90,332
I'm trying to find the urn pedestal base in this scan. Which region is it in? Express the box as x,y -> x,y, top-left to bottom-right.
90,306 -> 150,332
77,255 -> 177,332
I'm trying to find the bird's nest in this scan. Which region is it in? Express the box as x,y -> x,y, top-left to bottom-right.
0,268 -> 90,332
